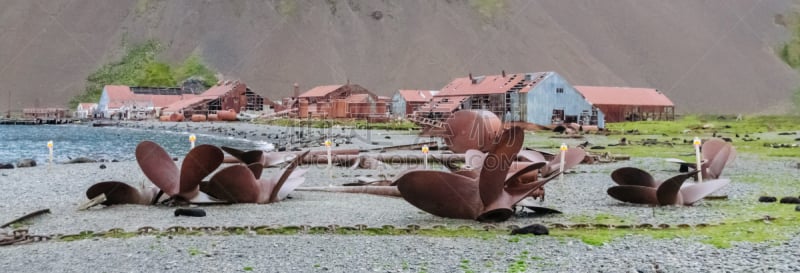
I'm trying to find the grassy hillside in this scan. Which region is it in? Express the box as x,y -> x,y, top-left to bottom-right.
0,0 -> 797,114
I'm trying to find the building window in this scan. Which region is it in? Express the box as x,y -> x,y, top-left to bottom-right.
556,88 -> 564,94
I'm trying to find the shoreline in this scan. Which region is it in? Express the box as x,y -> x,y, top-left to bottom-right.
1,122 -> 799,272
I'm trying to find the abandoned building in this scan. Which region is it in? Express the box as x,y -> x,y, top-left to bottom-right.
22,108 -> 68,120
296,84 -> 387,119
97,85 -> 192,119
390,90 -> 439,118
73,103 -> 98,119
574,86 -> 675,122
416,71 -> 607,127
160,80 -> 278,119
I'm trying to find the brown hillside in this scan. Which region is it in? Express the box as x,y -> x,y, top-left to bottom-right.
0,0 -> 797,114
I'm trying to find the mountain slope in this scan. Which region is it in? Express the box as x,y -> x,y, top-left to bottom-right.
0,0 -> 797,114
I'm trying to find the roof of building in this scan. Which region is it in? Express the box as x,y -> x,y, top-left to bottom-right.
574,86 -> 674,107
436,72 -> 549,96
345,94 -> 372,103
104,85 -> 134,109
130,86 -> 192,95
162,97 -> 212,113
299,85 -> 344,98
78,103 -> 97,108
201,81 -> 243,97
104,85 -> 192,109
418,96 -> 470,113
397,90 -> 439,102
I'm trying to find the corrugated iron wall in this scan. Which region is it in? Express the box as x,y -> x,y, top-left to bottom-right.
525,73 -> 605,128
599,105 -> 674,122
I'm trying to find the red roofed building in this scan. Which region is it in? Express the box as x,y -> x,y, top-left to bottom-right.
574,86 -> 675,122
74,103 -> 98,119
296,84 -> 386,119
391,90 -> 439,117
98,81 -> 273,121
161,80 -> 274,119
98,85 -> 191,119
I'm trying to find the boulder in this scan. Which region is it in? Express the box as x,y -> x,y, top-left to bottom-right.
758,196 -> 777,203
0,163 -> 14,169
16,159 -> 37,168
779,197 -> 800,204
510,224 -> 549,236
65,157 -> 97,164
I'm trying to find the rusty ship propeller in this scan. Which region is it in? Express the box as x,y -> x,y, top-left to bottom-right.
607,167 -> 730,206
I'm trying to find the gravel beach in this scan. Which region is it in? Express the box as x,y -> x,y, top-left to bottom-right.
1,121 -> 799,272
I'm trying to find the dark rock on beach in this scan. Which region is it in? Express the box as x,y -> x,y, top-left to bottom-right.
510,224 -> 549,236
16,159 -> 37,168
0,163 -> 14,169
758,196 -> 777,203
779,197 -> 800,204
65,157 -> 97,164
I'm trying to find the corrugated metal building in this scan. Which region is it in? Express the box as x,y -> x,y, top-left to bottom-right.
98,85 -> 191,119
297,84 -> 387,119
417,71 -> 605,128
574,86 -> 675,122
161,80 -> 267,118
390,90 -> 439,117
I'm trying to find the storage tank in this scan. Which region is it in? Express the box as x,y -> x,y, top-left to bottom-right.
298,99 -> 309,118
217,109 -> 237,121
169,113 -> 185,122
191,114 -> 207,122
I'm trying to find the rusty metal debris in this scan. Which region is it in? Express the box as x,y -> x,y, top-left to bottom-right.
665,138 -> 736,179
85,141 -> 308,206
607,167 -> 730,206
517,148 -> 586,177
442,110 -> 503,153
0,209 -> 51,228
418,110 -> 504,153
221,146 -> 297,167
394,126 -> 561,222
202,151 -> 309,204
1,229 -> 50,246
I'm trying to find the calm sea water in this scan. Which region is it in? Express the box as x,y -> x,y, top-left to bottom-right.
0,125 -> 270,163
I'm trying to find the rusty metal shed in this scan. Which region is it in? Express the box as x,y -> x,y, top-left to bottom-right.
297,84 -> 386,119
574,86 -> 675,122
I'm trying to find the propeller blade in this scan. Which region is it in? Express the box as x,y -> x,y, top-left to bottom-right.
517,149 -> 546,163
607,185 -> 658,205
136,141 -> 179,195
86,181 -> 152,205
505,162 -> 546,188
395,170 -> 482,220
700,138 -> 727,162
275,177 -> 306,201
705,144 -> 732,179
655,172 -> 694,205
478,127 -> 523,207
262,152 -> 296,167
610,167 -> 658,187
268,151 -> 309,203
179,144 -> 223,199
247,163 -> 264,179
680,179 -> 730,205
206,165 -> 260,203
220,146 -> 264,165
